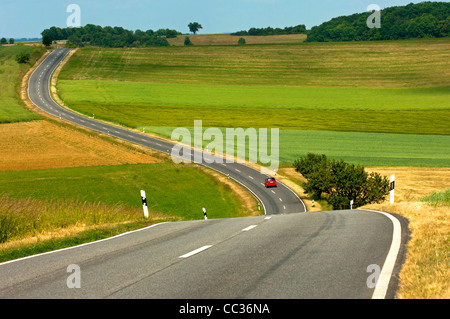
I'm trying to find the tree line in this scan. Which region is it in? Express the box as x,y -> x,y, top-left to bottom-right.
306,1 -> 450,42
231,24 -> 307,36
293,153 -> 390,210
41,25 -> 182,48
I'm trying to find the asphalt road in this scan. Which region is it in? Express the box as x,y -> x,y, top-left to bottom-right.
0,211 -> 406,299
0,48 -> 409,300
27,48 -> 306,216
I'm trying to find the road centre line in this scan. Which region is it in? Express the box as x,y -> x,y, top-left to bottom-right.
242,225 -> 257,232
179,245 -> 213,258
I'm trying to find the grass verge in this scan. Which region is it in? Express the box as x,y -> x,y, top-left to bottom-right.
0,219 -> 169,263
0,44 -> 45,123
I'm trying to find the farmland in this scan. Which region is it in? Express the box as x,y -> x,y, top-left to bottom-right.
58,38 -> 450,87
57,37 -> 450,167
0,45 -> 45,123
0,33 -> 448,297
0,43 -> 259,259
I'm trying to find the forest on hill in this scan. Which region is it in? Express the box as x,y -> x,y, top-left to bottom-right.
306,1 -> 450,42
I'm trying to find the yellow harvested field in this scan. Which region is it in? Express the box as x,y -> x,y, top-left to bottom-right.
363,167 -> 449,299
167,33 -> 307,46
366,167 -> 450,203
0,120 -> 161,171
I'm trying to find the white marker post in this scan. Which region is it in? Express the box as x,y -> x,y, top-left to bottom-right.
350,200 -> 354,210
390,174 -> 395,204
141,190 -> 149,219
203,208 -> 207,220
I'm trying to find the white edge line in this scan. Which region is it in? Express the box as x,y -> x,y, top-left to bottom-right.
362,209 -> 402,299
179,245 -> 213,258
0,223 -> 167,266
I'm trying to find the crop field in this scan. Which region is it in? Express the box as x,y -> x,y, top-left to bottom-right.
0,45 -> 45,123
58,38 -> 450,87
166,34 -> 307,46
142,126 -> 450,167
57,37 -> 450,167
0,120 -> 161,171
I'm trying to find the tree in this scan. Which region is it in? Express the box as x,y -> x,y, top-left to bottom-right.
238,37 -> 246,45
184,36 -> 193,46
188,22 -> 203,35
42,34 -> 52,47
40,25 -> 171,48
9,38 -> 14,44
305,1 -> 450,42
293,153 -> 389,209
0,37 -> 7,45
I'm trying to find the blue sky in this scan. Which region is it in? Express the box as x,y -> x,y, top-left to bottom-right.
0,0 -> 441,38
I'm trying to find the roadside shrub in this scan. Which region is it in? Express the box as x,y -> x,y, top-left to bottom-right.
293,153 -> 389,209
15,52 -> 30,64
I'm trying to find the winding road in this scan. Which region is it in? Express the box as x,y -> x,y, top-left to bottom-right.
0,48 -> 408,300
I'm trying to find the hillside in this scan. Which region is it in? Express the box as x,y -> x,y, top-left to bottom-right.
307,1 -> 450,42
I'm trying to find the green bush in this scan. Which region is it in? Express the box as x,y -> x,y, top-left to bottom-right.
15,52 -> 30,64
293,153 -> 389,209
184,36 -> 193,46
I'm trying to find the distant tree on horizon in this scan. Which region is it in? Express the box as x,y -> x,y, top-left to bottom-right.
188,22 -> 203,35
42,34 -> 52,47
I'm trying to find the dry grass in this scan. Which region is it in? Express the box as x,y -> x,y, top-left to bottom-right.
167,34 -> 307,46
0,120 -> 161,171
362,167 -> 450,299
0,194 -> 175,250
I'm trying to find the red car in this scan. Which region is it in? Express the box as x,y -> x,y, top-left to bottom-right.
265,177 -> 277,188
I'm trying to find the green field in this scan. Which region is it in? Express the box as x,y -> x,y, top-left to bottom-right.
58,80 -> 450,135
0,163 -> 254,220
0,45 -> 45,123
57,38 -> 450,167
142,126 -> 450,167
59,38 -> 450,88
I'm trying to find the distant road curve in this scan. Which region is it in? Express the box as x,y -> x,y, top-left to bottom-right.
27,48 -> 306,216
